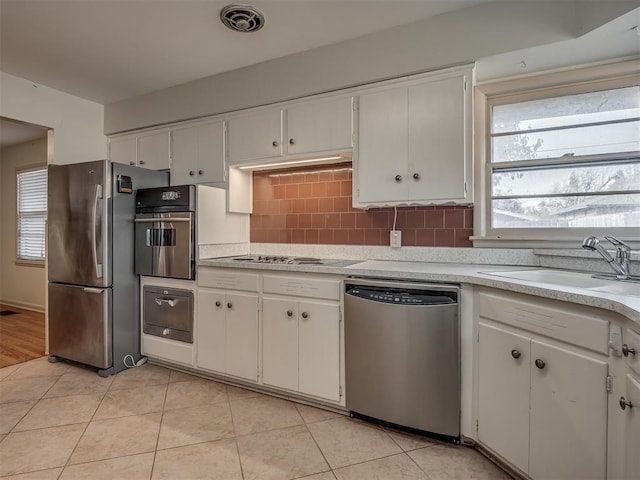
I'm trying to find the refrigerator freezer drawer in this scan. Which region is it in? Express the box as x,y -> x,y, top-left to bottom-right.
143,286 -> 193,343
48,283 -> 111,369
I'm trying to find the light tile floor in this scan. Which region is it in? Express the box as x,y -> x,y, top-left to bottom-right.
0,357 -> 512,479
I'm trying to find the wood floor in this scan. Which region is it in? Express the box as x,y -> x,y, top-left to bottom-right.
0,304 -> 45,368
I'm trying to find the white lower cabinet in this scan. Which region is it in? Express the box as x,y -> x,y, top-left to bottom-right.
478,293 -> 609,480
197,288 -> 258,382
622,374 -> 640,479
263,297 -> 340,401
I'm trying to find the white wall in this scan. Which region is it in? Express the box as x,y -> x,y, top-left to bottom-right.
0,138 -> 47,310
0,72 -> 106,164
104,0 -> 637,133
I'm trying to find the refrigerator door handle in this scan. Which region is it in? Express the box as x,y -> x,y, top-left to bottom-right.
92,184 -> 103,279
83,287 -> 104,294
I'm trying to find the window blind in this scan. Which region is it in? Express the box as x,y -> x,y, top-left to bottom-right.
17,168 -> 47,261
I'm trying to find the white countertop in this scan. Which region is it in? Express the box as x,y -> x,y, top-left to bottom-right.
198,257 -> 640,323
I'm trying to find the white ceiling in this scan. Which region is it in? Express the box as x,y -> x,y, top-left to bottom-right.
0,0 -> 490,105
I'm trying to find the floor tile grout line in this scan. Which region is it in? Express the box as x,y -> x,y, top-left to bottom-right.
224,384 -> 246,480
149,377 -> 170,480
303,421 -> 333,474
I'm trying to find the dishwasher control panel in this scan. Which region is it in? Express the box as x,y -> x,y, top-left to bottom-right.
345,286 -> 456,305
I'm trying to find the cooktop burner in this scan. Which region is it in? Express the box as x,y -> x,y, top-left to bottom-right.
230,255 -> 359,267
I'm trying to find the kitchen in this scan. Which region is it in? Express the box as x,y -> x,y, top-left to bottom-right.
2,1 -> 635,478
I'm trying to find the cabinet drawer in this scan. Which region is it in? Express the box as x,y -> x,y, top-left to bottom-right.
263,275 -> 340,300
625,328 -> 640,375
478,291 -> 609,354
198,268 -> 259,292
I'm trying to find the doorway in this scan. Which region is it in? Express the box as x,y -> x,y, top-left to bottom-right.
0,116 -> 51,367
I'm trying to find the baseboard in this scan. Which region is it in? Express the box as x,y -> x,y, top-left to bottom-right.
0,299 -> 45,313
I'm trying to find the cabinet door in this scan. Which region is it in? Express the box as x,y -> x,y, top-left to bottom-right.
137,131 -> 170,170
196,289 -> 226,373
172,121 -> 225,185
109,135 -> 137,166
529,340 -> 608,480
225,292 -> 258,381
286,97 -> 353,156
408,75 -> 467,202
262,297 -> 298,391
477,323 -> 530,474
227,109 -> 283,164
623,374 -> 640,480
357,86 -> 408,203
298,300 -> 340,401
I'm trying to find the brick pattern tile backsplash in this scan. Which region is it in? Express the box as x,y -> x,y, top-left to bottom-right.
251,163 -> 473,247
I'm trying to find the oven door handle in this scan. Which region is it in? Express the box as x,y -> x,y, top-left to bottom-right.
155,298 -> 177,307
134,218 -> 190,223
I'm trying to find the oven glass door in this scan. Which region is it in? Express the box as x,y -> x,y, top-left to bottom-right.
134,212 -> 194,279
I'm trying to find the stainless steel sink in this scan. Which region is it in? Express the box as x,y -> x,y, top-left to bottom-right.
480,269 -> 640,297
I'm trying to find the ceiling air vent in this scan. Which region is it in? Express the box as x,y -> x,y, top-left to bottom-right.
220,4 -> 265,33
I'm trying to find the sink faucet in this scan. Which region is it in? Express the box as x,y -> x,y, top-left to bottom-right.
582,235 -> 631,277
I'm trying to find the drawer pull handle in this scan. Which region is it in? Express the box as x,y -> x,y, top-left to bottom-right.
301,312 -> 309,319
620,396 -> 634,410
535,358 -> 546,370
215,301 -> 221,307
511,349 -> 521,359
155,298 -> 176,307
623,344 -> 636,357
227,302 -> 233,309
287,310 -> 293,317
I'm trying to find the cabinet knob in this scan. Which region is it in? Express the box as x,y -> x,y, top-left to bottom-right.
413,172 -> 420,180
227,302 -> 233,309
289,138 -> 295,145
162,328 -> 170,336
620,396 -> 634,410
198,170 -> 204,175
272,140 -> 279,147
286,310 -> 293,317
511,349 -> 521,359
139,160 -> 145,165
301,312 -> 309,319
129,161 -> 135,166
189,170 -> 195,176
215,301 -> 221,307
395,175 -> 402,182
622,344 -> 636,357
534,358 -> 546,369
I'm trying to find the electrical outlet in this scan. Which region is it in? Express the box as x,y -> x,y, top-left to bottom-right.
390,230 -> 402,248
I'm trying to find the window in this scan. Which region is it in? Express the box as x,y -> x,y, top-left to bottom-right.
479,64 -> 640,245
17,167 -> 47,262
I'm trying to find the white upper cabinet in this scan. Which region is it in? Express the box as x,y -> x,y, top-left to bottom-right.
108,134 -> 137,166
355,67 -> 472,207
227,96 -> 354,166
227,109 -> 283,164
286,96 -> 353,156
109,130 -> 170,171
171,120 -> 225,186
137,131 -> 171,170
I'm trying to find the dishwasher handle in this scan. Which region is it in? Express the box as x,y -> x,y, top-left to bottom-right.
345,285 -> 456,305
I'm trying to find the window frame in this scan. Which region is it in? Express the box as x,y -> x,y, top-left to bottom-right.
15,164 -> 48,266
473,60 -> 640,249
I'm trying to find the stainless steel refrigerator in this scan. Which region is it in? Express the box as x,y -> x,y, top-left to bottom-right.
47,160 -> 168,376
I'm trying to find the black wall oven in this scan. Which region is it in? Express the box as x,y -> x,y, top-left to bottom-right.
134,185 -> 195,280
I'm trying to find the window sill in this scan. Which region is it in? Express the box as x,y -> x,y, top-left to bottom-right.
15,259 -> 45,268
471,236 -> 640,251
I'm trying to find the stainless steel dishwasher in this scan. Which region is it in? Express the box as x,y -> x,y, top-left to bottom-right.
344,278 -> 460,441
